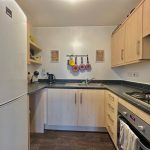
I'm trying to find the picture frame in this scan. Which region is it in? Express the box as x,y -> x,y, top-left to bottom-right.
96,50 -> 104,62
51,50 -> 59,62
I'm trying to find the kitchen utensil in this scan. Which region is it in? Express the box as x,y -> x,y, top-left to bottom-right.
72,57 -> 79,72
47,73 -> 56,84
85,56 -> 91,70
69,56 -> 75,66
79,57 -> 85,71
67,58 -> 70,65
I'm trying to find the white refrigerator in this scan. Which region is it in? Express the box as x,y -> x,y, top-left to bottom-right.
0,0 -> 28,150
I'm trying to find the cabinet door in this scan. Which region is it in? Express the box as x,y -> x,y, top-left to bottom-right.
78,90 -> 105,127
143,0 -> 150,37
105,91 -> 118,147
125,5 -> 142,63
111,33 -> 118,66
47,89 -> 78,126
111,25 -> 125,67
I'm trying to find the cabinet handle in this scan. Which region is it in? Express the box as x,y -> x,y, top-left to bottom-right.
121,49 -> 124,60
75,93 -> 77,104
80,93 -> 82,104
107,114 -> 114,124
108,94 -> 114,102
137,40 -> 140,56
108,104 -> 114,112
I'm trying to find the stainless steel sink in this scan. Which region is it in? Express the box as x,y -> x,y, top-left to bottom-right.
77,83 -> 104,87
65,82 -> 104,87
65,83 -> 79,86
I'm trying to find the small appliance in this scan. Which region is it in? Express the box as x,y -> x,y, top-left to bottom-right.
47,73 -> 56,84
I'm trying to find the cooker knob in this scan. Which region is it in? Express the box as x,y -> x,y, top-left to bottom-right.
137,125 -> 145,132
123,111 -> 128,116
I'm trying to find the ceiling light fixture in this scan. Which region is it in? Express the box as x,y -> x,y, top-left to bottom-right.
60,0 -> 86,4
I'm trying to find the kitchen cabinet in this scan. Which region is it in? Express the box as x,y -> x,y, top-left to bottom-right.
143,0 -> 150,37
47,89 -> 78,126
78,90 -> 105,127
125,5 -> 143,63
111,24 -> 125,67
111,2 -> 150,67
46,89 -> 105,130
27,22 -> 42,65
29,89 -> 47,133
105,91 -> 118,147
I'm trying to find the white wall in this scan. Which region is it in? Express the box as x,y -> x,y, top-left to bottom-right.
114,61 -> 150,84
32,26 -> 121,80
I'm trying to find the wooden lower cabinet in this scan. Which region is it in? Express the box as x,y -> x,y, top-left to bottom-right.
47,89 -> 105,129
78,90 -> 105,127
105,91 -> 118,147
47,89 -> 78,126
29,89 -> 47,133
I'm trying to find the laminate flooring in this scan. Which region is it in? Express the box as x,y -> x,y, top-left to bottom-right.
31,130 -> 116,150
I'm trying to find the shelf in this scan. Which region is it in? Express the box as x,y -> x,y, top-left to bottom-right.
30,40 -> 42,52
29,59 -> 42,65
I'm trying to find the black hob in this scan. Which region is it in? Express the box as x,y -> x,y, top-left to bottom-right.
125,91 -> 150,105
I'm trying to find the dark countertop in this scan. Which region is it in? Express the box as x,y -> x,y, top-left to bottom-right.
28,82 -> 150,115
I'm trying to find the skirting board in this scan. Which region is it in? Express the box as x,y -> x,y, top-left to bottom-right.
45,125 -> 107,132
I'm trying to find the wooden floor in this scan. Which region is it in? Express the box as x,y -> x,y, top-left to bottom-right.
31,130 -> 116,150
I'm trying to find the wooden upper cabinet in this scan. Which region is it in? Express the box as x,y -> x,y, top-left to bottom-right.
111,25 -> 125,67
143,0 -> 150,37
125,5 -> 143,63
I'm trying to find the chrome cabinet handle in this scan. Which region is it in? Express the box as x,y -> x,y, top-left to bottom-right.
108,94 -> 114,102
121,49 -> 124,60
108,104 -> 114,112
80,93 -> 82,104
75,93 -> 77,104
107,114 -> 114,124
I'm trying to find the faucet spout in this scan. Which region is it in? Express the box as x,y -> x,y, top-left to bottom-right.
85,78 -> 95,85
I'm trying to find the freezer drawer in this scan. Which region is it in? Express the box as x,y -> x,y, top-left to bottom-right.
0,95 -> 29,150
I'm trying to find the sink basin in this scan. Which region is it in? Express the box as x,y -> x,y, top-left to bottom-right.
78,83 -> 104,87
65,83 -> 104,87
65,83 -> 79,86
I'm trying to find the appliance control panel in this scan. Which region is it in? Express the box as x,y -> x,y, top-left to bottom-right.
118,104 -> 150,143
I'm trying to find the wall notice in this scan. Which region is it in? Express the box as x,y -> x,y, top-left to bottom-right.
96,50 -> 104,62
51,50 -> 59,62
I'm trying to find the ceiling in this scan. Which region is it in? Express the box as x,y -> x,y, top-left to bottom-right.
15,0 -> 141,27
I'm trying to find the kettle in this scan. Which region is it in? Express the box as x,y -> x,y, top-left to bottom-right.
47,73 -> 56,84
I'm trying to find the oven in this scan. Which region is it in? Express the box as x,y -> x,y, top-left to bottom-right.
117,104 -> 150,150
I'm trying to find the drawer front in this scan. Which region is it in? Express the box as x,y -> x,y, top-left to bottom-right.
106,123 -> 115,140
106,112 -> 115,127
108,92 -> 115,105
106,101 -> 115,115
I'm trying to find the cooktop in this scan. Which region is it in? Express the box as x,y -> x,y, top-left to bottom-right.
125,91 -> 150,107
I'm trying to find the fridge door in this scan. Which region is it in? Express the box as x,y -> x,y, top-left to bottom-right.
0,94 -> 29,150
0,0 -> 27,105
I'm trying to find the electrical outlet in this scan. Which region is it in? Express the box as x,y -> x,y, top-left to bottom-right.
127,72 -> 139,78
133,72 -> 139,77
128,72 -> 132,77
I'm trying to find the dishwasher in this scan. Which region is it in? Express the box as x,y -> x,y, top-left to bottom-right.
117,103 -> 150,150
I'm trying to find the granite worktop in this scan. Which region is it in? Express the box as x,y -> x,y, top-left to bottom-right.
28,81 -> 150,115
